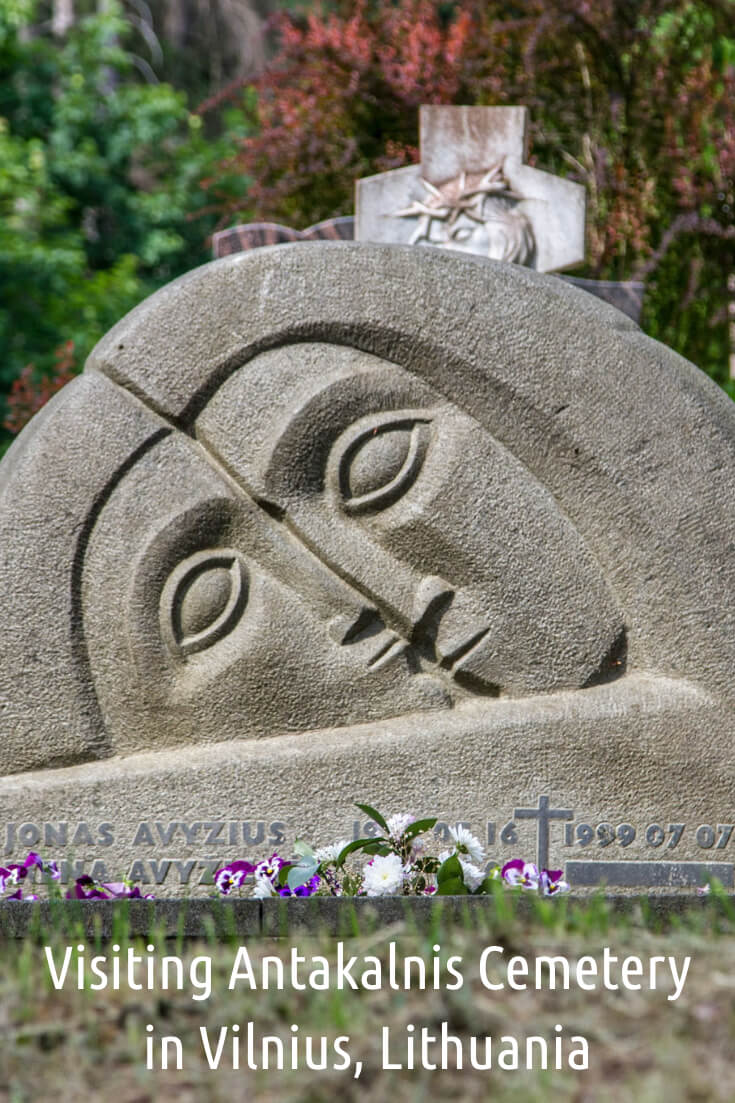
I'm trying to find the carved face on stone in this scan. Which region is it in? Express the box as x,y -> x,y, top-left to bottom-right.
4,245 -> 734,891
421,200 -> 534,265
21,241 -> 733,780
79,341 -> 624,755
394,172 -> 535,265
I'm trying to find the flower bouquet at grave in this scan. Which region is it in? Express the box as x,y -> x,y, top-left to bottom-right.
0,806 -> 571,901
214,804 -> 570,899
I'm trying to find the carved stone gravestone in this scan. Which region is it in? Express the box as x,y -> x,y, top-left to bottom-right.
1,242 -> 734,893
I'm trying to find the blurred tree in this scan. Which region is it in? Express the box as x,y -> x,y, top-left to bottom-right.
156,0 -> 271,104
27,0 -> 273,96
3,0 -> 733,447
205,0 -> 734,389
0,0 -> 248,445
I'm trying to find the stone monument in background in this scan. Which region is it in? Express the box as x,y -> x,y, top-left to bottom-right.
214,104 -> 644,322
0,243 -> 732,892
355,105 -> 585,273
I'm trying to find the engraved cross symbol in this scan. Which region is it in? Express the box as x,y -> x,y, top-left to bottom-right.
514,795 -> 573,871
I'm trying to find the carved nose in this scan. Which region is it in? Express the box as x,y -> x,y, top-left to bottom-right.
410,577 -> 489,667
328,608 -> 406,670
329,573 -> 492,687
330,575 -> 453,645
410,575 -> 454,635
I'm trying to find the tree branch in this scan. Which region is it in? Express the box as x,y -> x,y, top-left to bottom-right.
633,214 -> 735,281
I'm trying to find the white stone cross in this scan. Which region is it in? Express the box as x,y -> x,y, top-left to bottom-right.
355,106 -> 585,272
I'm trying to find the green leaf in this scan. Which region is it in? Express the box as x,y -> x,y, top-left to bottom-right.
473,877 -> 499,895
336,838 -> 380,866
437,878 -> 468,895
355,803 -> 389,834
413,856 -> 440,874
287,858 -> 319,890
293,839 -> 314,858
403,817 -> 437,840
276,863 -> 292,887
437,854 -> 464,885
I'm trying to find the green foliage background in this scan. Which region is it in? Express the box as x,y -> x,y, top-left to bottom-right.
0,0 -> 733,450
0,0 -> 248,426
215,0 -> 733,394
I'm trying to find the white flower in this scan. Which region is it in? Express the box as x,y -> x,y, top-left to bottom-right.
362,853 -> 406,896
448,825 -> 485,864
386,813 -> 414,840
458,859 -> 486,891
314,840 -> 352,864
438,850 -> 486,889
252,876 -> 275,898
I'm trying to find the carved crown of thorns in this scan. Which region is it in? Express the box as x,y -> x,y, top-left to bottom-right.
394,160 -> 523,241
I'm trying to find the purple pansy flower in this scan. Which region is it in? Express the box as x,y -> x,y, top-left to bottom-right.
255,854 -> 285,882
501,859 -> 540,890
0,851 -> 58,895
0,852 -> 63,899
250,854 -> 286,892
214,860 -> 257,896
66,876 -> 108,900
540,868 -> 570,896
0,866 -> 24,893
277,873 -> 321,897
66,876 -> 154,900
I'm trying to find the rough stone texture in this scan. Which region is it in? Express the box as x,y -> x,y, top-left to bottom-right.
0,893 -> 728,940
0,372 -> 169,775
212,217 -> 645,321
419,105 -> 530,181
355,106 -> 586,272
1,242 -> 735,893
0,898 -> 260,939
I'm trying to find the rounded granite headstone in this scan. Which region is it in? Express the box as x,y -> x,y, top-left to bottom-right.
1,243 -> 734,892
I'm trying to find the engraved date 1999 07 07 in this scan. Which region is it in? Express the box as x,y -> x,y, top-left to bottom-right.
562,822 -> 734,851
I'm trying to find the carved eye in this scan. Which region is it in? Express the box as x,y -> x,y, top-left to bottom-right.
337,416 -> 431,514
450,226 -> 474,243
160,550 -> 248,656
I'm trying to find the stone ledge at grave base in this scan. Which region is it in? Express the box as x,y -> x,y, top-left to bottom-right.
0,675 -> 733,898
0,894 -> 731,940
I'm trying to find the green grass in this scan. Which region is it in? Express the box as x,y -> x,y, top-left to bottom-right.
0,894 -> 733,1101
